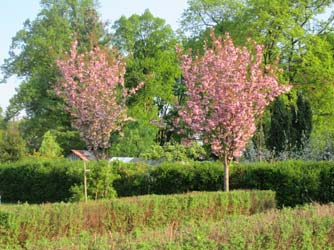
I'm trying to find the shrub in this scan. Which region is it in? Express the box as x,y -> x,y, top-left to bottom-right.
0,190 -> 275,248
112,160 -> 334,207
0,158 -> 118,203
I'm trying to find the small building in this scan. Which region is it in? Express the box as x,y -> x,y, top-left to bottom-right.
67,150 -> 96,161
109,157 -> 162,166
67,150 -> 162,166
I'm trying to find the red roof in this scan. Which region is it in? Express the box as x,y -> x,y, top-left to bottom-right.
70,150 -> 95,161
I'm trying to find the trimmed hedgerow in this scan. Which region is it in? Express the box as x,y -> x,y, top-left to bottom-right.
112,160 -> 334,207
0,158 -> 118,203
0,190 -> 275,248
1,158 -> 334,207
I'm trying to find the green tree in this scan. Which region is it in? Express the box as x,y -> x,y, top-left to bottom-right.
267,97 -> 292,154
293,92 -> 313,150
181,0 -> 334,148
39,130 -> 63,158
1,0 -> 109,150
110,10 -> 181,154
0,126 -> 26,163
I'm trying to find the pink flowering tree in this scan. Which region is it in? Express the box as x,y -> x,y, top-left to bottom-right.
56,41 -> 143,159
177,32 -> 291,191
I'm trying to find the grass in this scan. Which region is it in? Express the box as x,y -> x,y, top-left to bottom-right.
0,190 -> 275,249
17,203 -> 334,250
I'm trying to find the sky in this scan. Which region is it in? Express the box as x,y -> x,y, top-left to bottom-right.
0,0 -> 188,112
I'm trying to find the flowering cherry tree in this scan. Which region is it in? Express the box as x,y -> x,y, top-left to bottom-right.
177,32 -> 291,191
56,41 -> 143,159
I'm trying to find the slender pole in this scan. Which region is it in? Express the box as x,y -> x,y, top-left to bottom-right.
224,154 -> 229,192
84,161 -> 88,203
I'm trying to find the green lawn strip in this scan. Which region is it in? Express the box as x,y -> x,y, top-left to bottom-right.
20,203 -> 334,250
0,190 -> 274,248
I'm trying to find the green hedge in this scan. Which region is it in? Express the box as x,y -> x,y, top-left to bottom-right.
31,203 -> 333,250
0,190 -> 275,248
0,158 -> 118,203
0,159 -> 82,203
113,160 -> 334,207
113,161 -> 224,196
230,161 -> 328,207
2,158 -> 334,207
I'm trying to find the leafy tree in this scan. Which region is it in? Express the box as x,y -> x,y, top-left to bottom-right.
111,10 -> 181,151
0,107 -> 5,130
267,97 -> 292,154
180,0 -> 334,134
109,120 -> 157,157
292,92 -> 313,150
267,91 -> 312,155
39,130 -> 63,158
294,33 -> 334,134
141,142 -> 207,162
0,127 -> 26,163
56,41 -> 143,159
70,161 -> 118,201
51,130 -> 86,155
177,32 -> 290,191
1,0 -> 109,150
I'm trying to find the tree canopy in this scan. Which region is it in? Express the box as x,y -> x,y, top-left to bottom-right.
1,0 -> 109,150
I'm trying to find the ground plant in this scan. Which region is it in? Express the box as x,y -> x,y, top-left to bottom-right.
0,190 -> 274,248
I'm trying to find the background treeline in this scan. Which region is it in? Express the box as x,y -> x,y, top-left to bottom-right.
0,0 -> 334,162
1,159 -> 334,207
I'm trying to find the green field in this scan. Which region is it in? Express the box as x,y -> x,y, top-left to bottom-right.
1,190 -> 333,249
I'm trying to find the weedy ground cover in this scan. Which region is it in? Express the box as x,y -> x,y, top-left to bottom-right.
0,190 -> 274,248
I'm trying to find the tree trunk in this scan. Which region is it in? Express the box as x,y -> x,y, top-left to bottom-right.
223,154 -> 229,192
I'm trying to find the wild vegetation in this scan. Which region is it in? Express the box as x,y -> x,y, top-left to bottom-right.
0,0 -> 333,162
0,0 -> 334,248
0,190 -> 275,248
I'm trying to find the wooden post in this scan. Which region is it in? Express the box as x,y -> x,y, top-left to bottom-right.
84,161 -> 88,203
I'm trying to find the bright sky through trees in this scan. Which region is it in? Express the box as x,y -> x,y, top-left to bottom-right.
0,0 -> 188,110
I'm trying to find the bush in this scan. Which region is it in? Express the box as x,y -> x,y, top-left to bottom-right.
0,158 -> 82,203
91,203 -> 334,249
0,190 -> 275,248
112,160 -> 334,207
2,158 -> 334,207
230,161 -> 326,207
113,161 -> 224,197
0,158 -> 118,203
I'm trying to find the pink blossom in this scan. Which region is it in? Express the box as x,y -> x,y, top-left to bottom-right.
56,41 -> 143,155
177,30 -> 291,164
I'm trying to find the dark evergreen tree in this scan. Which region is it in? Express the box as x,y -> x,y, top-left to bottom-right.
266,97 -> 291,154
293,91 -> 313,150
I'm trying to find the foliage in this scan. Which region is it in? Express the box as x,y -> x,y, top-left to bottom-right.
50,129 -> 86,155
56,41 -> 143,158
112,9 -> 181,147
70,161 -> 118,201
109,120 -> 158,157
180,0 -> 334,136
266,96 -> 292,153
0,158 -> 82,203
0,158 -> 119,203
140,142 -> 207,161
39,130 -> 63,158
0,190 -> 275,248
112,160 -> 334,207
177,31 -> 290,191
0,128 -> 26,163
266,92 -> 313,155
1,0 -> 109,150
23,203 -> 334,249
292,91 -> 313,150
1,158 -> 334,207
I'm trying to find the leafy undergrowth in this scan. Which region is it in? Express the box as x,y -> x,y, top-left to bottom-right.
17,203 -> 334,250
0,190 -> 274,248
